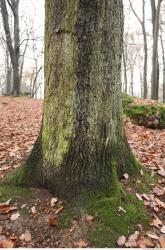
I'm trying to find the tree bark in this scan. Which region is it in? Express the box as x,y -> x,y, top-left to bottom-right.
14,0 -> 139,198
151,0 -> 162,100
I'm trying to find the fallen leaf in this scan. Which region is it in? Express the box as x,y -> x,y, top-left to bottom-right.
123,173 -> 129,179
117,235 -> 126,246
55,206 -> 64,214
150,215 -> 162,228
136,193 -> 143,201
0,240 -> 15,248
20,230 -> 32,242
31,206 -> 36,214
50,197 -> 58,207
158,169 -> 165,177
142,194 -> 150,201
10,212 -> 20,221
145,231 -> 159,240
0,204 -> 17,214
154,197 -> 165,208
21,204 -> 27,209
159,235 -> 165,248
5,199 -> 12,205
137,237 -> 154,248
125,231 -> 139,247
74,239 -> 88,248
49,217 -> 58,226
160,226 -> 165,234
84,215 -> 95,222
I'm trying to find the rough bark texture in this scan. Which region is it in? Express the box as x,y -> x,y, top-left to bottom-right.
17,0 -> 139,198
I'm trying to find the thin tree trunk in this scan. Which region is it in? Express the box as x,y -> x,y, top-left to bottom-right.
0,0 -> 20,96
160,28 -> 165,102
123,48 -> 128,93
151,0 -> 162,100
129,0 -> 148,99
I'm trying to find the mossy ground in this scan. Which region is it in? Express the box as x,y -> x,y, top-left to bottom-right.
122,94 -> 165,128
86,191 -> 150,247
0,184 -> 33,203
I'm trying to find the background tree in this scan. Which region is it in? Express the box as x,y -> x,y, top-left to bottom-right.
129,0 -> 148,99
0,0 -> 20,96
10,0 -> 139,199
151,0 -> 163,100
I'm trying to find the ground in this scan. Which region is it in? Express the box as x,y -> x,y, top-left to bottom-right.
0,96 -> 165,248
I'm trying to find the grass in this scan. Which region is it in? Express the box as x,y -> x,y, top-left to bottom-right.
0,184 -> 34,203
58,209 -> 76,229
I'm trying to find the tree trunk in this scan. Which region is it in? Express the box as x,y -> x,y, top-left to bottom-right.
13,0 -> 139,198
123,48 -> 128,93
129,0 -> 148,99
151,0 -> 162,100
142,25 -> 148,99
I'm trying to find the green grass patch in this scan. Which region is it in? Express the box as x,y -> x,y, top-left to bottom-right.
122,93 -> 134,108
0,184 -> 33,203
86,192 -> 150,247
58,209 -> 77,229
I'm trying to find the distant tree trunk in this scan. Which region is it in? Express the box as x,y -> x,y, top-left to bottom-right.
160,27 -> 165,103
129,0 -> 148,99
151,0 -> 162,100
12,0 -> 139,199
0,0 -> 20,96
5,49 -> 12,95
130,66 -> 134,96
123,48 -> 128,93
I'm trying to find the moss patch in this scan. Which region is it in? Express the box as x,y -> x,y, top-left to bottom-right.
86,192 -> 150,247
0,184 -> 33,203
123,101 -> 165,129
128,168 -> 158,194
58,209 -> 76,229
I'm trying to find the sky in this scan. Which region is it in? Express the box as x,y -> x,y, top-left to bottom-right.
0,0 -> 164,99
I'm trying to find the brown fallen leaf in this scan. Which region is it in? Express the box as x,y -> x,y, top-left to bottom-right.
117,235 -> 126,246
158,169 -> 165,177
145,231 -> 159,240
74,239 -> 88,248
49,216 -> 58,226
154,197 -> 165,209
150,215 -> 162,228
20,230 -> 32,242
84,215 -> 95,222
125,231 -> 139,247
0,240 -> 15,248
0,204 -> 17,214
159,235 -> 165,248
137,237 -> 155,248
55,206 -> 64,214
142,193 -> 150,201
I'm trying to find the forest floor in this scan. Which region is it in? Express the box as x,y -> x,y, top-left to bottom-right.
0,96 -> 164,248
